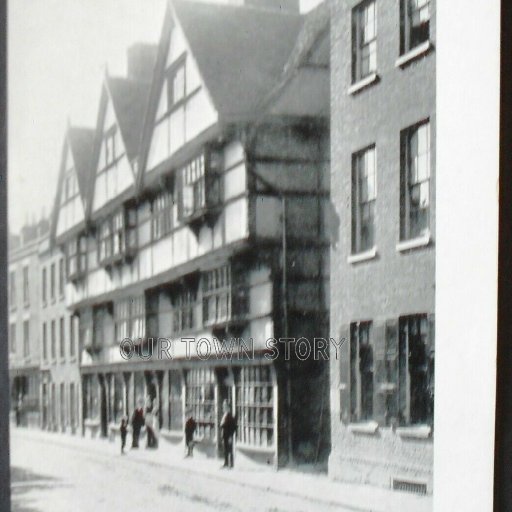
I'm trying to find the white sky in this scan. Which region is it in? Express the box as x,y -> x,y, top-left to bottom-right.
8,0 -> 323,234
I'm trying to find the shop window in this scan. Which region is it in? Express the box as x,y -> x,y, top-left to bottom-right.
185,368 -> 216,442
235,366 -> 274,448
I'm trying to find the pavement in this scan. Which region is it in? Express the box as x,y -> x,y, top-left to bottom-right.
9,427 -> 432,512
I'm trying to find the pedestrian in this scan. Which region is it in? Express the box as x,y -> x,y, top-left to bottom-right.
220,400 -> 237,468
184,409 -> 197,458
120,416 -> 128,455
131,399 -> 145,449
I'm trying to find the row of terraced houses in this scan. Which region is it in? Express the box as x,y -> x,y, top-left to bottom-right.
8,0 -> 435,494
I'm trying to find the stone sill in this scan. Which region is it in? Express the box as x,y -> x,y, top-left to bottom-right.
397,232 -> 431,252
395,40 -> 433,68
348,421 -> 379,435
237,443 -> 275,454
396,425 -> 432,439
347,246 -> 378,264
348,73 -> 379,95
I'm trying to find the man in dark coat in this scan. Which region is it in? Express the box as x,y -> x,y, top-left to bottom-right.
220,400 -> 237,468
131,401 -> 145,448
120,416 -> 128,454
184,409 -> 197,457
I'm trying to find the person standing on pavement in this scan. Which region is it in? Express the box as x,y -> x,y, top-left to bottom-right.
145,400 -> 157,449
120,416 -> 128,454
184,409 -> 197,457
131,399 -> 145,448
220,400 -> 237,468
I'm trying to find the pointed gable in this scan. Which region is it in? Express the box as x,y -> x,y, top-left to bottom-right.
91,76 -> 151,214
54,127 -> 94,239
173,0 -> 304,119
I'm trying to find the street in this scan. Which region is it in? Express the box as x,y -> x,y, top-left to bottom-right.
10,429 -> 363,512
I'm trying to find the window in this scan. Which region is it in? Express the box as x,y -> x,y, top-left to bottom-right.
400,120 -> 431,240
236,366 -> 274,448
350,321 -> 374,421
182,155 -> 206,217
9,270 -> 16,307
203,266 -> 231,326
398,315 -> 434,425
42,323 -> 47,361
202,265 -> 249,327
400,0 -> 431,54
60,382 -> 66,427
23,320 -> 29,357
104,126 -> 117,168
42,267 -> 47,304
168,370 -> 183,431
98,219 -> 112,262
67,235 -> 87,279
151,190 -> 174,240
185,368 -> 216,442
60,317 -> 65,359
50,263 -> 56,301
167,61 -> 186,109
98,209 -> 137,265
69,316 -> 75,358
115,296 -> 145,342
69,382 -> 76,427
51,320 -> 56,360
59,259 -> 65,297
9,323 -> 16,354
352,0 -> 377,82
23,266 -> 29,305
352,146 -> 376,253
173,289 -> 195,333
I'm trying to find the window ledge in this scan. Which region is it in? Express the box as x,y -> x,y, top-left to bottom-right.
348,421 -> 379,435
395,41 -> 432,68
348,73 -> 379,95
397,233 -> 431,252
347,246 -> 378,264
396,425 -> 432,439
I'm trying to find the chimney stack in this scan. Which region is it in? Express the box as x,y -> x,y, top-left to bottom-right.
126,43 -> 158,82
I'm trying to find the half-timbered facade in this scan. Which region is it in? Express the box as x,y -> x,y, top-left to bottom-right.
52,0 -> 331,467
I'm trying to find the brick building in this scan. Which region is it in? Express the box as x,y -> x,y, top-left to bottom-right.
8,219 -> 49,427
328,0 -> 435,492
52,0 -> 331,468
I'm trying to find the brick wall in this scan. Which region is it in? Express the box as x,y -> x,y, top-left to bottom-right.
329,0 -> 436,491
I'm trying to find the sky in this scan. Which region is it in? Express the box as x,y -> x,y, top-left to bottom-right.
8,0 -> 323,234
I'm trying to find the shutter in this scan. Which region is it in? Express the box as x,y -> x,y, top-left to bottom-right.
373,321 -> 387,426
385,319 -> 399,426
339,323 -> 351,424
176,167 -> 184,220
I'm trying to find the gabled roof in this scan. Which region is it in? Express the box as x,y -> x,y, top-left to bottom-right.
105,76 -> 152,163
67,127 -> 95,202
259,0 -> 330,118
172,0 -> 304,120
50,125 -> 95,243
